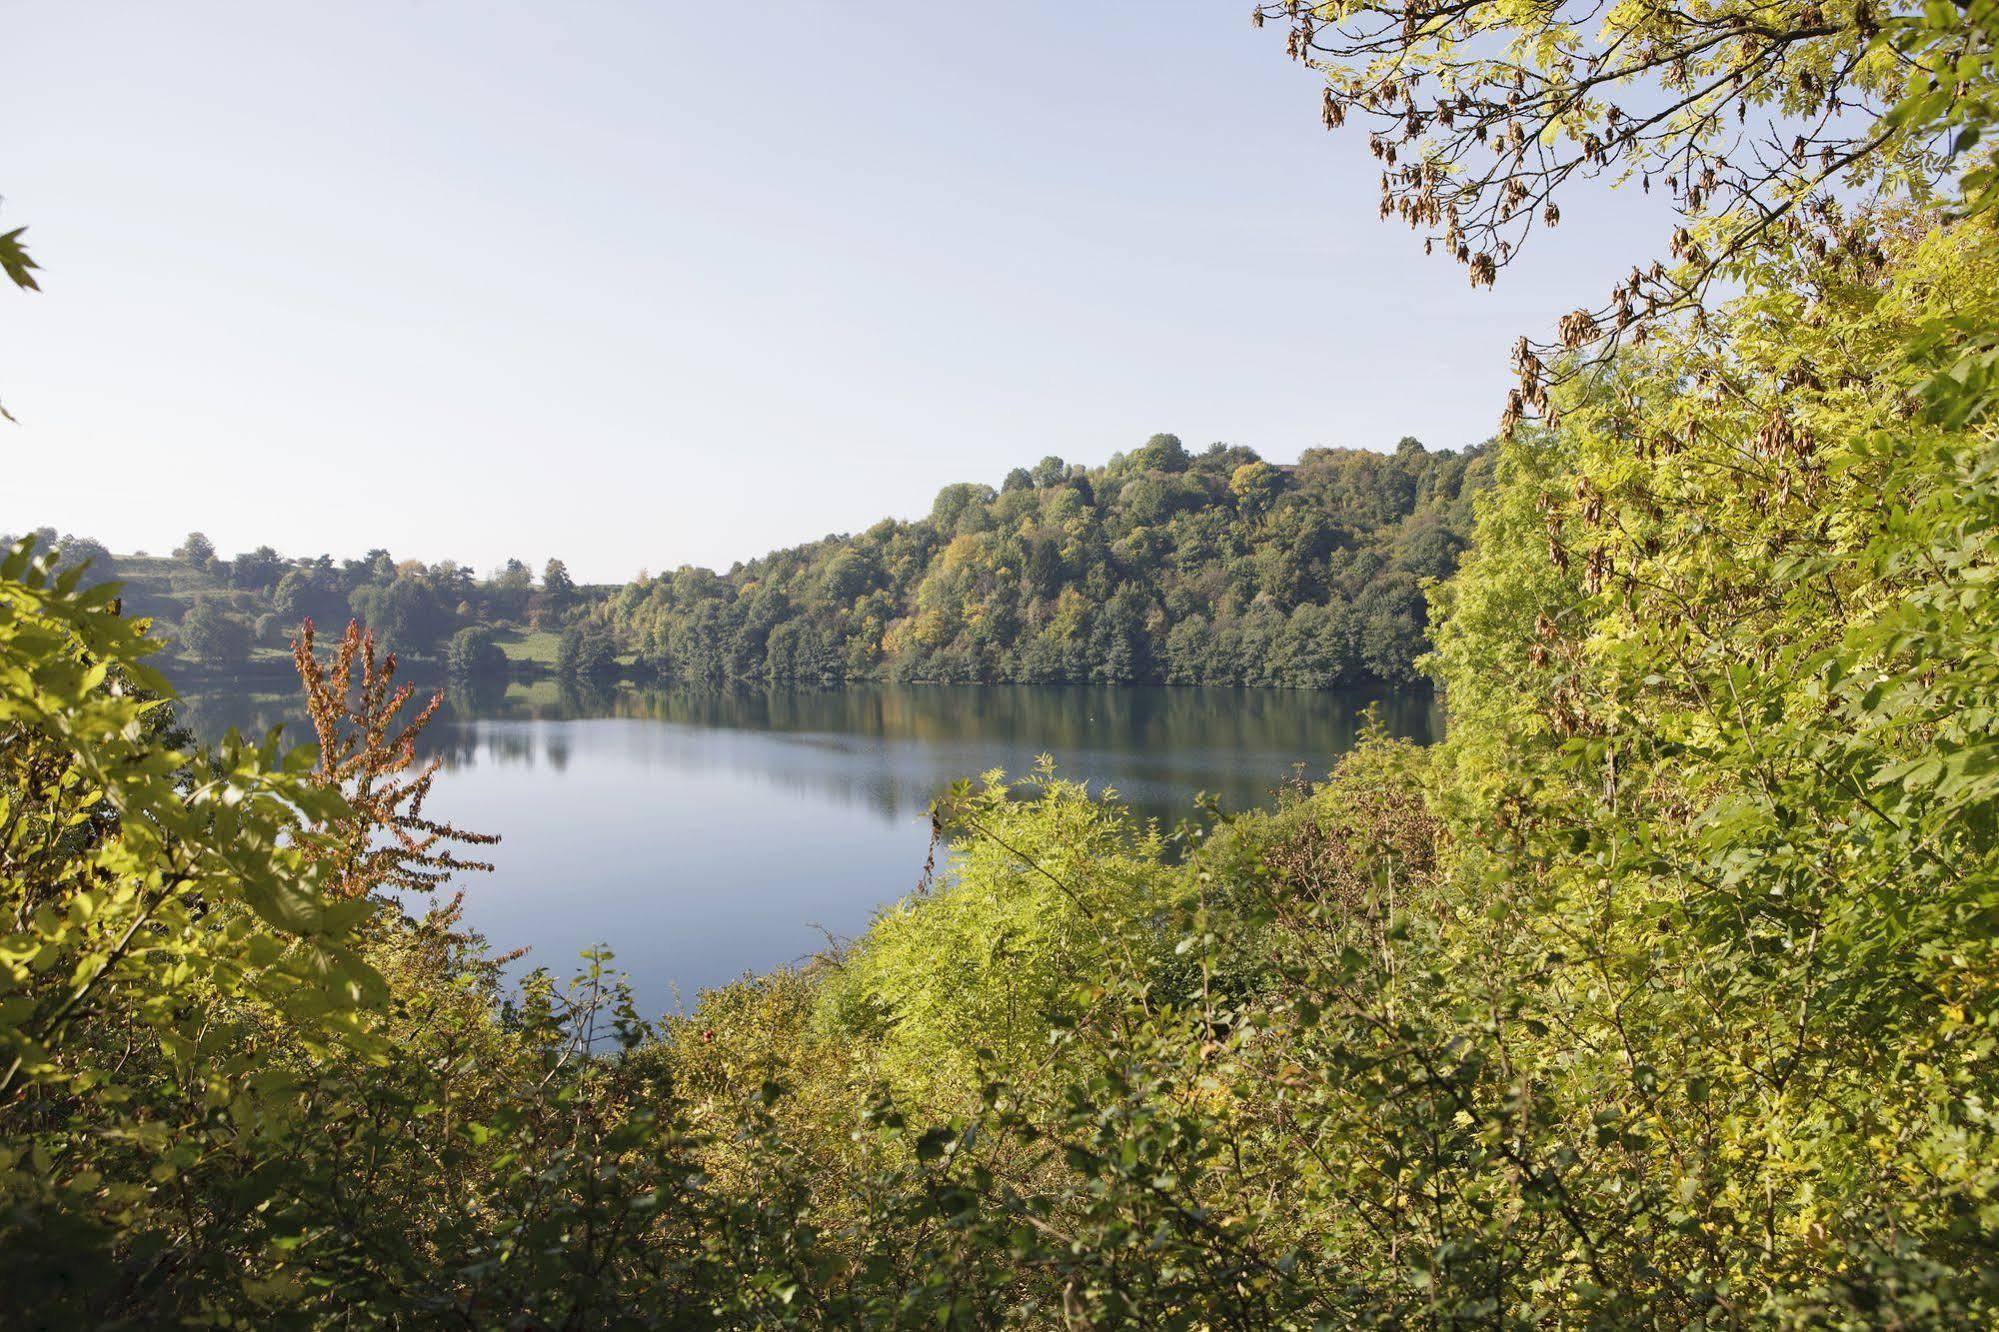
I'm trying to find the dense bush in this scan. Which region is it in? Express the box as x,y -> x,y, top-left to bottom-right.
446,623 -> 509,678
173,594 -> 252,664
558,621 -> 620,682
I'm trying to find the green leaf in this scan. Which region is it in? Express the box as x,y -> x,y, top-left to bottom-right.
0,226 -> 39,292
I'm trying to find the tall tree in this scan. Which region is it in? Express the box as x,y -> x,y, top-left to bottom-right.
173,531 -> 217,568
541,557 -> 575,606
176,597 -> 250,666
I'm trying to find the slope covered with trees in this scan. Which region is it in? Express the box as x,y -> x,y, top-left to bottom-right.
603,436 -> 1488,688
17,434 -> 1486,690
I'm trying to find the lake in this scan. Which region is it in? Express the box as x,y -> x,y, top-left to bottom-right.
175,682 -> 1439,1011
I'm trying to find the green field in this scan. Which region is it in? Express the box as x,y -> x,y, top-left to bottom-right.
495,628 -> 562,665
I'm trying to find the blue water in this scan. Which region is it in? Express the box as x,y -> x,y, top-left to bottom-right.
180,683 -> 1437,1011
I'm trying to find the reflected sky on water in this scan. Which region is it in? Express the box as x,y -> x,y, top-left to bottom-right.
175,681 -> 1438,1011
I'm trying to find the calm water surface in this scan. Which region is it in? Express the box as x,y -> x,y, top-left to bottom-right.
179,684 -> 1437,1010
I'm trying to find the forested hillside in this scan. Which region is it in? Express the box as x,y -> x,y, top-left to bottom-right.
15,433 -> 1485,689
603,435 -> 1487,687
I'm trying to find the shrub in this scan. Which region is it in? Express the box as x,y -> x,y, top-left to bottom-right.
445,623 -> 508,678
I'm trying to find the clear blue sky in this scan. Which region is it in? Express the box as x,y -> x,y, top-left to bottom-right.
3,1 -> 1672,582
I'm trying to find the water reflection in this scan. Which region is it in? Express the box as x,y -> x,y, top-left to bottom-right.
173,681 -> 1437,1007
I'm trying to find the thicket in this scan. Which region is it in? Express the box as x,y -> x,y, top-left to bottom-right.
4,0 -> 1998,1325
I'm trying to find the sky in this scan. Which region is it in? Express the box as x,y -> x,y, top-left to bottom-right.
3,1 -> 1676,583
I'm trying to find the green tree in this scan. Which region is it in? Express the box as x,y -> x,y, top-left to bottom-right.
49,534 -> 116,586
228,543 -> 286,591
541,556 -> 576,607
557,622 -> 619,682
271,566 -> 348,627
446,624 -> 508,679
176,596 -> 251,665
349,576 -> 448,656
490,556 -> 534,619
1132,431 -> 1190,473
173,530 -> 217,568
1228,459 -> 1283,523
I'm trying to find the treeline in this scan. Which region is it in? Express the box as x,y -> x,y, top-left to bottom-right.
16,434 -> 1487,691
601,435 -> 1487,689
0,525 -> 600,673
